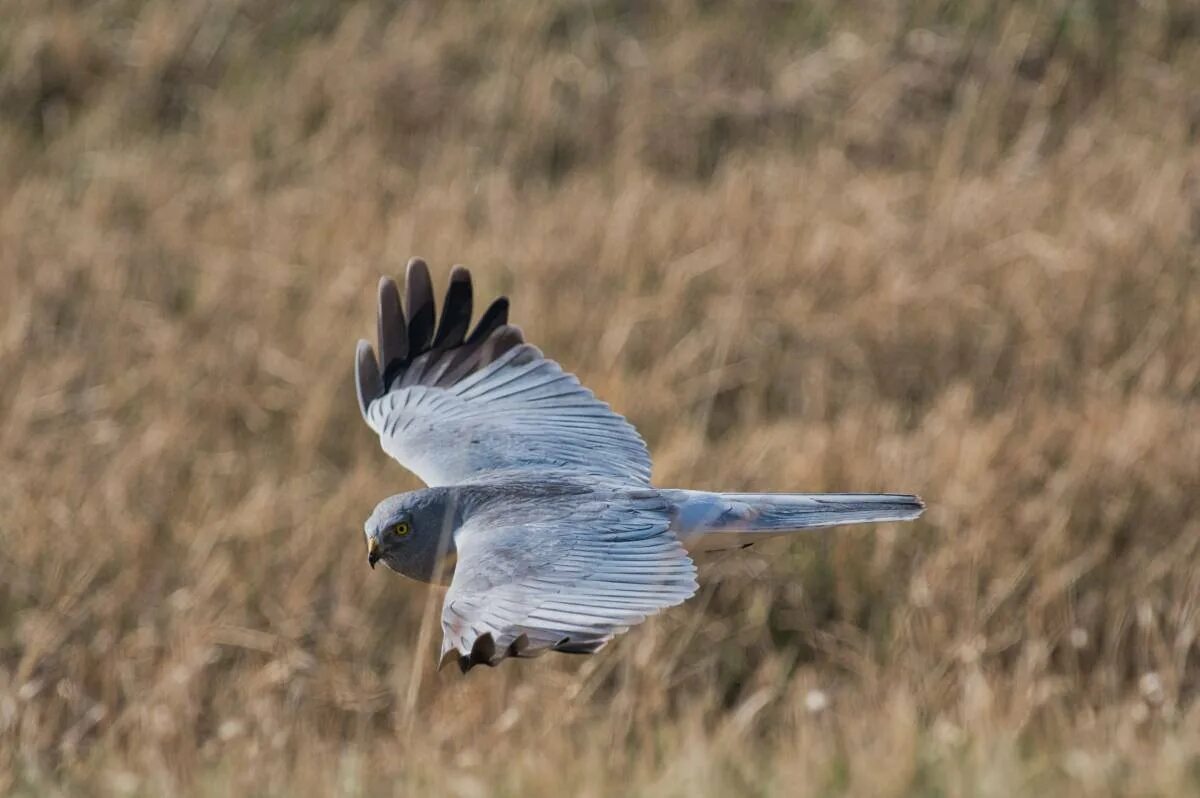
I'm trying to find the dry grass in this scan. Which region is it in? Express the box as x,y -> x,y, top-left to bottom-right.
2,1 -> 1199,795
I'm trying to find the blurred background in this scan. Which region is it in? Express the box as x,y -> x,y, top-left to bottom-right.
2,1 -> 1199,795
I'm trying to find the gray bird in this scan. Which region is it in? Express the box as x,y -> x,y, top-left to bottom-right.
356,259 -> 924,672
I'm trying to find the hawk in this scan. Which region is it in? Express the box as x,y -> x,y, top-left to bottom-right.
355,259 -> 924,671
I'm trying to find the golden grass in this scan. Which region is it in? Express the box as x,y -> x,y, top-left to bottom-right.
2,1 -> 1199,794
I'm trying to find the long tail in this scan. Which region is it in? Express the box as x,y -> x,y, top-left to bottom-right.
662,490 -> 924,552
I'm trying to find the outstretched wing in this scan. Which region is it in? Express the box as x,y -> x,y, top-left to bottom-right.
355,259 -> 651,487
439,489 -> 697,672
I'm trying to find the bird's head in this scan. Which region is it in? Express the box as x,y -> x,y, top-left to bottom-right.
363,488 -> 461,583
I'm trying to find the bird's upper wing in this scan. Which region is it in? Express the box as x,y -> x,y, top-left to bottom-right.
355,260 -> 651,487
438,488 -> 697,671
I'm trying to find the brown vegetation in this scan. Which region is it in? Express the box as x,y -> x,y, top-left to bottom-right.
2,1 -> 1199,794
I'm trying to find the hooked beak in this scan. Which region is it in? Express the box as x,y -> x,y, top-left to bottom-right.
367,539 -> 380,569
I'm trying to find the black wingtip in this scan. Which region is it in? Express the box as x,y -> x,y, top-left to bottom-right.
355,339 -> 382,420
452,633 -> 500,673
508,633 -> 530,658
551,635 -> 610,655
405,258 -> 435,352
360,260 -> 526,409
406,256 -> 429,279
480,324 -> 526,364
433,265 -> 474,349
377,276 -> 408,380
470,632 -> 496,662
465,296 -> 510,345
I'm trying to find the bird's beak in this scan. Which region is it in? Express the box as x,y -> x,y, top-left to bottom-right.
367,539 -> 380,569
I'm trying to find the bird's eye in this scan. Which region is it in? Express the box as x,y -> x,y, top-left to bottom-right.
391,521 -> 411,537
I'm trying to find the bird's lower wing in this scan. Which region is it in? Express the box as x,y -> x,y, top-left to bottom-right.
439,490 -> 697,672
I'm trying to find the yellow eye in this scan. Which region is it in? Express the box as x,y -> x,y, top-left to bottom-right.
390,521 -> 411,537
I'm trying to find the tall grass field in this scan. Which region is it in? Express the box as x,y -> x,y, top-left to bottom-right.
1,2 -> 1198,794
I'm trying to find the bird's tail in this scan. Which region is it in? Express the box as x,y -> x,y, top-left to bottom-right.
662,489 -> 924,552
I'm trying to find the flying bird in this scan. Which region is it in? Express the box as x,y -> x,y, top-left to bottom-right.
355,259 -> 924,672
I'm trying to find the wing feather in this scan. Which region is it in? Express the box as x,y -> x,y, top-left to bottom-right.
404,258 -> 436,353
432,265 -> 473,349
439,491 -> 697,672
377,276 -> 408,373
357,263 -> 651,486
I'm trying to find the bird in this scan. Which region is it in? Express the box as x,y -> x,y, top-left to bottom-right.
355,259 -> 924,672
